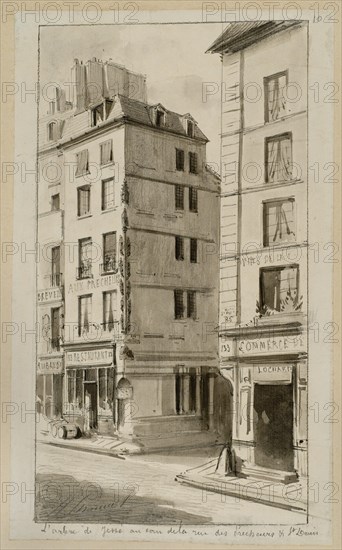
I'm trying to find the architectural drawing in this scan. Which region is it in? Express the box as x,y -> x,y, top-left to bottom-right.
36,20 -> 309,525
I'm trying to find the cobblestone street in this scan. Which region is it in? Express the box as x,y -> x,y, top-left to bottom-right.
36,442 -> 306,525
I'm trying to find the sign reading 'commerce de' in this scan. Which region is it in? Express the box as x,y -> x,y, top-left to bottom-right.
66,348 -> 114,366
221,334 -> 307,357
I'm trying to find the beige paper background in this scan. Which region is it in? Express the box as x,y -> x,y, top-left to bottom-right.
1,1 -> 341,548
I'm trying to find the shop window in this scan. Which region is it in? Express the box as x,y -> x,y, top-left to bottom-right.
78,294 -> 92,336
67,370 -> 76,404
264,71 -> 288,122
99,368 -> 114,415
263,198 -> 295,246
75,149 -> 89,177
189,152 -> 198,174
189,187 -> 198,212
103,290 -> 117,331
265,133 -> 292,183
175,236 -> 184,261
176,148 -> 184,171
77,185 -> 91,217
77,238 -> 92,279
190,238 -> 197,263
175,185 -> 184,210
101,178 -> 115,210
260,265 -> 299,313
51,194 -> 60,211
100,139 -> 113,165
101,232 -> 116,274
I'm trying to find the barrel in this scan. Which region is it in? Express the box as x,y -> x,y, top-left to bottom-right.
58,424 -> 77,439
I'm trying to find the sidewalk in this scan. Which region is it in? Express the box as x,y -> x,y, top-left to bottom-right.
175,459 -> 307,512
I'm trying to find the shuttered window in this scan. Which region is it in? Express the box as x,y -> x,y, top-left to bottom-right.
176,149 -> 185,171
175,185 -> 184,210
189,187 -> 198,212
175,236 -> 184,261
174,290 -> 184,319
75,149 -> 89,176
100,140 -> 113,165
189,152 -> 198,174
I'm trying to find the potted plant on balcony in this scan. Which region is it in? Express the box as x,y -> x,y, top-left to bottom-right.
256,289 -> 304,326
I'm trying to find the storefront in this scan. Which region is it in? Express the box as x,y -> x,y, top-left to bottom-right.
63,345 -> 116,435
220,324 -> 308,481
37,355 -> 64,418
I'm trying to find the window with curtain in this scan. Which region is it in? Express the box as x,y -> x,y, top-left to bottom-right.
75,149 -> 89,177
101,178 -> 115,210
77,185 -> 90,217
189,187 -> 198,212
265,133 -> 292,183
175,236 -> 184,261
100,140 -> 113,165
189,152 -> 198,174
264,71 -> 288,122
175,185 -> 184,210
176,148 -> 185,171
263,199 -> 295,246
103,291 -> 117,331
78,294 -> 92,335
78,238 -> 92,279
102,232 -> 116,273
260,265 -> 299,312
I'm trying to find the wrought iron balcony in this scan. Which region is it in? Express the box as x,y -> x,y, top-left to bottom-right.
100,256 -> 117,275
76,263 -> 93,279
49,273 -> 63,287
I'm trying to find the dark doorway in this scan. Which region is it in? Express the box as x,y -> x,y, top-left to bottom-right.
84,382 -> 97,429
254,384 -> 294,471
53,374 -> 63,417
213,374 -> 233,441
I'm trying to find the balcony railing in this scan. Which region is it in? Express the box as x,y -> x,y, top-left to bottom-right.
100,256 -> 117,275
76,263 -> 93,279
50,273 -> 63,287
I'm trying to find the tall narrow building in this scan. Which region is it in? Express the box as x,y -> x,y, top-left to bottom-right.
37,59 -> 221,449
207,21 -> 308,482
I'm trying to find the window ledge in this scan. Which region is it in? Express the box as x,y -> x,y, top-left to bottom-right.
77,214 -> 92,220
101,207 -> 117,214
75,171 -> 91,178
100,161 -> 115,168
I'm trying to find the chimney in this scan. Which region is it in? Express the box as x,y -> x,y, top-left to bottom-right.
71,58 -> 87,113
86,58 -> 105,105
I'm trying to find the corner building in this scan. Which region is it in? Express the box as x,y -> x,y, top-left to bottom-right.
208,22 -> 308,482
37,59 -> 221,448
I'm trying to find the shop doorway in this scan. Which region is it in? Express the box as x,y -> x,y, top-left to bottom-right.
84,382 -> 97,430
254,384 -> 294,471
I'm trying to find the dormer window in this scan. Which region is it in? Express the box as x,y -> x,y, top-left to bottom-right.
156,109 -> 165,127
48,121 -> 58,141
91,99 -> 113,126
187,120 -> 194,137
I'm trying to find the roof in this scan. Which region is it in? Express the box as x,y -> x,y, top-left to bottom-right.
206,21 -> 304,54
52,94 -> 208,146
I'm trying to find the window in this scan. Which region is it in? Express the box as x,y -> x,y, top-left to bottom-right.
102,232 -> 117,273
263,199 -> 295,246
176,149 -> 184,171
103,291 -> 117,331
51,246 -> 60,286
189,152 -> 198,174
101,178 -> 115,210
78,294 -> 92,336
100,139 -> 113,165
174,290 -> 184,319
51,307 -> 61,351
187,291 -> 196,319
265,133 -> 292,183
48,121 -> 58,141
175,185 -> 184,210
264,71 -> 288,122
51,194 -> 60,211
175,368 -> 197,415
260,265 -> 299,313
77,186 -> 90,217
190,239 -> 197,263
156,110 -> 164,127
75,149 -> 89,177
78,238 -> 92,279
99,368 -> 114,414
175,236 -> 184,261
187,120 -> 194,137
91,100 -> 113,126
189,187 -> 198,212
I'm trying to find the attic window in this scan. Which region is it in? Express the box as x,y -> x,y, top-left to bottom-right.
187,120 -> 194,138
156,109 -> 165,127
91,99 -> 113,126
48,121 -> 58,141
